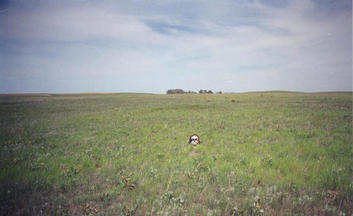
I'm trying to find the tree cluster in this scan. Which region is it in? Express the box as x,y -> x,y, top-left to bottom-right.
198,89 -> 213,94
166,89 -> 186,94
166,89 -> 220,94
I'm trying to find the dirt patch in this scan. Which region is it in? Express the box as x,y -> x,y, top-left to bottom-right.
190,150 -> 199,156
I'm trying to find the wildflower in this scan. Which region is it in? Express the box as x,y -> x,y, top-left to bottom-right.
256,202 -> 261,209
254,196 -> 261,209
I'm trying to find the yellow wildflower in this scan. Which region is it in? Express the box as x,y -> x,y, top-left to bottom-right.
256,202 -> 260,209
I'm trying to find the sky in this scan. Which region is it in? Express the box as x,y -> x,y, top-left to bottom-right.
0,0 -> 352,93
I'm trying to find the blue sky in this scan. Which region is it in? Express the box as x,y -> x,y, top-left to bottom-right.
0,0 -> 351,93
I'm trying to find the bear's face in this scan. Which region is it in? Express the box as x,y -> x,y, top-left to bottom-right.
189,134 -> 200,146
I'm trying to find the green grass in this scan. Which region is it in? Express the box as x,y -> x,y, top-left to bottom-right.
0,92 -> 352,215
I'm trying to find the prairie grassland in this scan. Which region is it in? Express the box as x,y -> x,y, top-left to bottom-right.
0,92 -> 352,215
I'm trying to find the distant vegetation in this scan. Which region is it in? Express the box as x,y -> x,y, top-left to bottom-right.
166,89 -> 186,94
198,89 -> 213,94
167,89 -> 218,94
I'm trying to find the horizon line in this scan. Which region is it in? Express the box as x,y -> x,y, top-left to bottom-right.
0,90 -> 352,96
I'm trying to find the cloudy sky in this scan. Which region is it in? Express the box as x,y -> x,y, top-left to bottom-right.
0,0 -> 351,93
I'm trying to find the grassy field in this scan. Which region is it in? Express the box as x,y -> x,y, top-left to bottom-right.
0,92 -> 352,215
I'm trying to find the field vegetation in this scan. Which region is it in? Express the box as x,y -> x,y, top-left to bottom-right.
0,92 -> 352,215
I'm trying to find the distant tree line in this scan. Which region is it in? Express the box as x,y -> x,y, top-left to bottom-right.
198,89 -> 213,94
166,89 -> 222,94
166,89 -> 186,94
